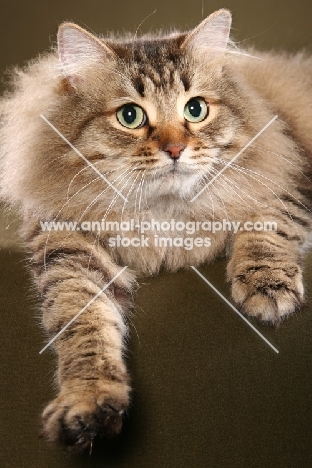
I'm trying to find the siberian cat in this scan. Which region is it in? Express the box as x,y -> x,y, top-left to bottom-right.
1,9 -> 312,451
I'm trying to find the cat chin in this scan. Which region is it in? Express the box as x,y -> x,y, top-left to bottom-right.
147,172 -> 201,198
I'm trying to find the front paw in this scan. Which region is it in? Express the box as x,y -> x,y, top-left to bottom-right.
228,262 -> 304,324
41,380 -> 130,451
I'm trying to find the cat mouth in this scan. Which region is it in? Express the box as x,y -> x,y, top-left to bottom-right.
158,166 -> 187,179
157,162 -> 192,177
168,164 -> 179,174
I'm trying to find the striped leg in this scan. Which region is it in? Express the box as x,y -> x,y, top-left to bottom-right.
30,230 -> 135,450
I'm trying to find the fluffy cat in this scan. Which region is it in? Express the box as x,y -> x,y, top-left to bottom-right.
1,8 -> 312,451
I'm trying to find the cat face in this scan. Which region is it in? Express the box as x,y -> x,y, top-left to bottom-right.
101,46 -> 234,198
56,10 -> 243,205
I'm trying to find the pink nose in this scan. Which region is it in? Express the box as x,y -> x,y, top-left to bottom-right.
163,144 -> 185,159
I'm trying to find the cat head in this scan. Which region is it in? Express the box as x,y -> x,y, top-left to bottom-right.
1,9 -> 266,219
51,9 -> 247,209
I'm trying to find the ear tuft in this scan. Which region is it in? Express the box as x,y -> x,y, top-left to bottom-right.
57,23 -> 115,89
181,9 -> 232,60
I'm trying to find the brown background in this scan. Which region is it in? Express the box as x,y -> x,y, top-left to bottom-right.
1,1 -> 312,467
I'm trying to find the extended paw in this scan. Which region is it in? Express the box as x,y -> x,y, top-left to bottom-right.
41,381 -> 130,451
229,263 -> 304,324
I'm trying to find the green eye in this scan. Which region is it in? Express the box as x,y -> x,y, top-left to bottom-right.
184,97 -> 209,123
116,104 -> 146,129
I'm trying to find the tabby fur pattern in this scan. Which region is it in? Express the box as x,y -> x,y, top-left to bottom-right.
1,9 -> 312,451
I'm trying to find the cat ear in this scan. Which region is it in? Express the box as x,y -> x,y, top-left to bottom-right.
57,23 -> 116,89
181,9 -> 232,60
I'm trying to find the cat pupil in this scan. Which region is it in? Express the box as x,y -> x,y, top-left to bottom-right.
123,105 -> 136,124
188,99 -> 201,118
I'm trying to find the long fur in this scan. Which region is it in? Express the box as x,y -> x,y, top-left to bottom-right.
1,9 -> 312,450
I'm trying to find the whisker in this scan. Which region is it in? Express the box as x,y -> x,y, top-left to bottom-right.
209,169 -> 266,212
232,163 -> 312,215
134,171 -> 145,216
100,169 -> 140,224
219,164 -> 304,236
76,167 -> 136,223
255,145 -> 312,185
138,170 -> 147,214
202,160 -> 268,210
121,171 -> 142,217
131,10 -> 157,59
194,165 -> 230,218
66,162 -> 119,201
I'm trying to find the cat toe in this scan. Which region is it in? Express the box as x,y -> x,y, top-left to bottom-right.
41,383 -> 129,451
230,263 -> 304,324
239,288 -> 303,324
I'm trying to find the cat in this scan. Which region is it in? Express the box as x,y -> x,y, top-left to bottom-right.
1,8 -> 312,451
